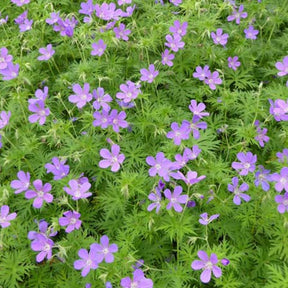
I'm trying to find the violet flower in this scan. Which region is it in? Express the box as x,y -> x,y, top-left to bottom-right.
118,0 -> 132,5
164,186 -> 188,212
276,149 -> 288,163
99,144 -> 125,172
166,121 -> 190,145
228,177 -> 250,205
46,12 -> 60,25
275,56 -> 288,77
59,211 -> 81,233
37,44 -> 55,61
227,5 -> 248,24
93,235 -> 118,263
184,145 -> 201,160
183,116 -> 207,140
10,171 -> 30,194
113,23 -> 131,41
189,100 -> 209,119
254,165 -> 271,191
31,234 -> 54,262
232,151 -> 257,175
121,269 -> 153,288
191,251 -> 222,283
0,205 -> 17,228
25,180 -> 53,209
147,187 -> 162,213
116,81 -> 142,103
169,0 -> 182,6
275,192 -> 288,213
0,47 -> 13,70
93,109 -> 111,129
169,20 -> 188,36
161,49 -> 175,67
255,127 -> 269,147
193,65 -> 210,81
132,259 -> 144,270
165,34 -> 185,52
93,87 -> 112,110
0,13 -> 8,25
0,111 -> 11,129
228,56 -> 241,71
244,25 -> 259,40
28,100 -> 50,125
0,62 -> 19,80
204,71 -> 222,90
11,0 -> 30,6
140,64 -> 159,83
199,213 -> 219,225
269,99 -> 288,121
45,157 -> 70,180
270,167 -> 288,193
109,109 -> 129,132
146,152 -> 173,182
91,39 -> 107,56
63,179 -> 92,200
68,83 -> 92,109
74,245 -> 99,277
211,28 -> 229,46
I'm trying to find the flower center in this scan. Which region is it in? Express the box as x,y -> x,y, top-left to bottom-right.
44,243 -> 51,252
80,94 -> 87,100
204,261 -> 213,270
131,282 -> 138,288
243,163 -> 250,169
283,199 -> 288,206
155,164 -> 161,170
171,197 -> 176,203
280,177 -> 287,185
103,248 -> 109,254
38,190 -> 44,197
70,218 -> 77,224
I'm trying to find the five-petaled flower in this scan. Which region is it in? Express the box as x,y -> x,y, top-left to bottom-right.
199,213 -> 219,225
0,205 -> 17,228
45,157 -> 70,180
121,269 -> 153,288
244,25 -> 259,40
211,28 -> 229,46
37,44 -> 55,61
99,144 -> 125,172
228,56 -> 241,71
11,171 -> 30,194
63,179 -> 92,200
140,64 -> 159,83
59,211 -> 82,233
227,5 -> 248,24
232,152 -> 257,175
270,167 -> 288,193
91,39 -> 107,56
93,235 -> 118,263
191,250 -> 222,283
68,83 -> 93,109
275,192 -> 288,214
164,186 -> 188,212
228,177 -> 251,205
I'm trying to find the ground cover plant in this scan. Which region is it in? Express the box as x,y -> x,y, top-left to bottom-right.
1,0 -> 288,287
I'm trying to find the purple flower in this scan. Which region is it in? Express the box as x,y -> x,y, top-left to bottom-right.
74,245 -> 99,277
147,187 -> 162,213
184,145 -> 201,160
105,282 -> 112,288
169,0 -> 182,6
28,220 -> 57,240
169,20 -> 188,36
63,179 -> 92,200
228,56 -> 241,71
99,144 -> 125,172
244,25 -> 259,40
275,56 -> 288,77
170,171 -> 206,186
193,65 -> 210,81
95,3 -> 122,21
199,213 -> 219,225
93,87 -> 112,110
228,177 -> 250,205
255,127 -> 269,147
0,47 -> 13,70
232,152 -> 257,175
45,157 -> 70,180
211,28 -> 229,46
165,34 -> 185,52
221,258 -> 230,266
146,152 -> 173,182
0,205 -> 17,228
161,49 -> 175,67
46,12 -> 60,25
79,0 -> 96,20
19,19 -> 33,32
31,234 -> 54,262
121,269 -> 153,288
0,13 -> 8,25
0,62 -> 19,80
183,116 -> 207,140
227,5 -> 248,24
116,81 -> 142,103
11,0 -> 30,6
187,200 -> 196,208
276,149 -> 288,163
11,171 -> 30,194
166,121 -> 190,145
118,0 -> 132,5
37,44 -> 55,61
109,109 -> 129,132
254,165 -> 271,191
93,235 -> 118,263
93,108 -> 111,129
270,167 -> 288,193
189,100 -> 209,119
0,111 -> 11,129
191,251 -> 222,283
15,11 -> 28,25
269,99 -> 288,121
59,211 -> 81,233
53,17 -> 78,37
164,186 -> 188,212
68,83 -> 92,109
132,259 -> 144,270
31,86 -> 49,103
204,71 -> 222,90
91,39 -> 107,56
25,180 -> 53,208
275,192 -> 288,213
28,100 -> 50,125
140,64 -> 159,83
114,23 -> 131,41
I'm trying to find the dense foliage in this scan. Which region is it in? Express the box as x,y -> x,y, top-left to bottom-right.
1,0 -> 288,287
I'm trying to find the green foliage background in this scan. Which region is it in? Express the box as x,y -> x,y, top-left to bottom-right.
1,0 -> 288,287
